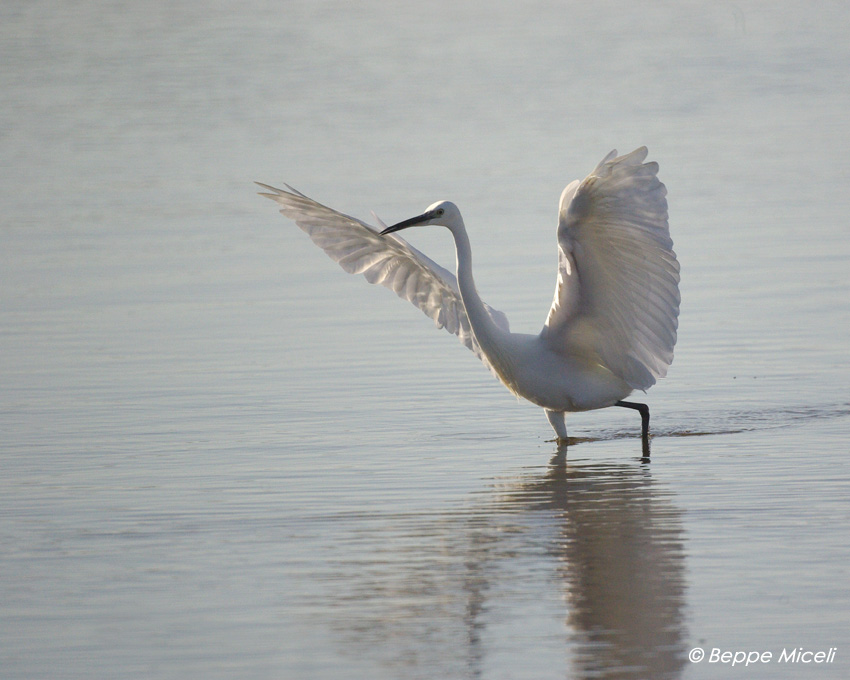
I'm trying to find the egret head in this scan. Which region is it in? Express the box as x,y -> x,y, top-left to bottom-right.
380,200 -> 462,235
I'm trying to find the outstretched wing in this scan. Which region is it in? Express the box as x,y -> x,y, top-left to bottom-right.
542,148 -> 680,390
257,183 -> 509,374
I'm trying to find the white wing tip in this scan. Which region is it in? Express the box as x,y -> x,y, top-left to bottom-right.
255,181 -> 282,196
255,182 -> 309,200
594,146 -> 651,173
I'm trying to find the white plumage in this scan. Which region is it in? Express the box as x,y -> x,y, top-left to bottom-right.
254,184 -> 511,377
259,147 -> 680,447
544,148 -> 679,391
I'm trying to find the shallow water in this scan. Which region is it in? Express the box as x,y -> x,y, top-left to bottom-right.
2,1 -> 849,678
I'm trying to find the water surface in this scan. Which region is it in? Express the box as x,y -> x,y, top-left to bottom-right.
2,1 -> 849,678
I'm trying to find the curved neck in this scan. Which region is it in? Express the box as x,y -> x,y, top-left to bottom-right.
451,225 -> 502,342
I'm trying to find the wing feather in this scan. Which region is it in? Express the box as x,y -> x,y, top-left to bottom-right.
257,183 -> 509,375
542,148 -> 681,390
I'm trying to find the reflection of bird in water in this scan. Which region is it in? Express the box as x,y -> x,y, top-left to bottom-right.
259,148 -> 680,450
537,452 -> 688,678
320,454 -> 688,679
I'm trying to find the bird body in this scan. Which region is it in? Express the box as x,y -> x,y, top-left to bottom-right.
259,147 -> 680,447
485,332 -> 633,413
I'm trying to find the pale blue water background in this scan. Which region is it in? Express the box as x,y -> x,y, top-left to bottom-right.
2,1 -> 849,678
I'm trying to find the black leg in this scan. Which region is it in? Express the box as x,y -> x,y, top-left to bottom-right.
615,401 -> 650,457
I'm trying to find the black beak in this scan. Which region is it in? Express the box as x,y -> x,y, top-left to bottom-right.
380,210 -> 435,235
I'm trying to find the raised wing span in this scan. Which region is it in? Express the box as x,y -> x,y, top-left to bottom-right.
542,148 -> 680,390
258,183 -> 509,374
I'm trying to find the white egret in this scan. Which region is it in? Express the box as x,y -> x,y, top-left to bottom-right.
258,147 -> 680,451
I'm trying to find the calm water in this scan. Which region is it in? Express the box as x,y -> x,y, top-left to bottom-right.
2,1 -> 849,678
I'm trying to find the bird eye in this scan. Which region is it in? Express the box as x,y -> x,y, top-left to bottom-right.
436,208 -> 444,216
